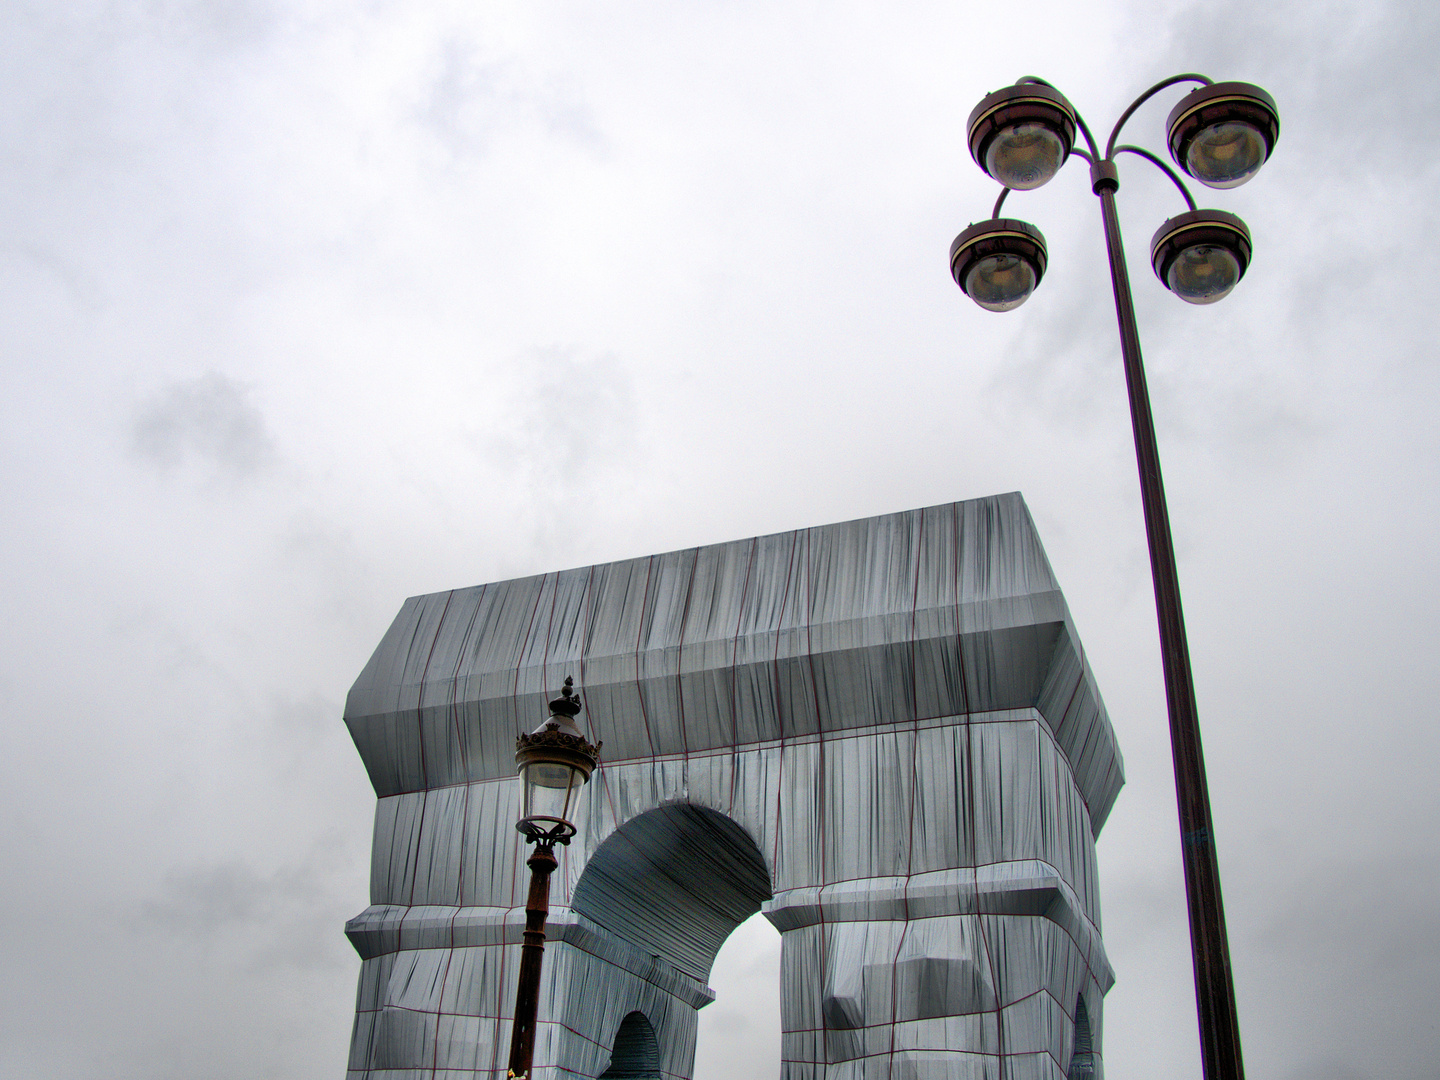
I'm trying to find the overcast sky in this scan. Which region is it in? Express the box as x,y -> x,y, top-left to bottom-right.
1,1 -> 1436,1079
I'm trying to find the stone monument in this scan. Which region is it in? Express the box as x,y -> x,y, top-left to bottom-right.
342,492 -> 1123,1080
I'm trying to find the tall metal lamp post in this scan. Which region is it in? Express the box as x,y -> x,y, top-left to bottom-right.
506,677 -> 601,1080
950,76 -> 1280,1080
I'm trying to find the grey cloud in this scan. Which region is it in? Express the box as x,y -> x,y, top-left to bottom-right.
141,849 -> 355,972
1212,391 -> 1321,465
984,274 -> 1122,434
144,861 -> 275,930
2,2 -> 1433,1078
131,371 -> 275,478
1246,852 -> 1440,1080
420,39 -> 508,156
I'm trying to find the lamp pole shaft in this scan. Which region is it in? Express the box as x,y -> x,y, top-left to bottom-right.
507,844 -> 558,1080
1095,183 -> 1246,1080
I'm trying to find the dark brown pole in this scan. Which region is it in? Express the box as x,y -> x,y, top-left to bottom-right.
506,842 -> 558,1080
1093,170 -> 1246,1080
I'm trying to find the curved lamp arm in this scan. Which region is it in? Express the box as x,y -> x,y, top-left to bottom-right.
1114,145 -> 1198,211
983,82 -> 1207,244
1017,74 -> 1101,158
991,145 -> 1096,218
1106,73 -> 1213,158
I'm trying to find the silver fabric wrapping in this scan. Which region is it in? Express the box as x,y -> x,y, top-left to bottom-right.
343,493 -> 1123,1080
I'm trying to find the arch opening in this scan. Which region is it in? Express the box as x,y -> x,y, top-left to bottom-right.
572,803 -> 772,982
694,912 -> 782,1080
1068,995 -> 1095,1080
599,1011 -> 661,1080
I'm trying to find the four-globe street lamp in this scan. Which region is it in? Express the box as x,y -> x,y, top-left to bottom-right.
506,677 -> 601,1080
951,74 -> 1280,1080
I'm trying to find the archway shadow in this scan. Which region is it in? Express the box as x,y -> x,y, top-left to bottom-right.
574,803 -> 774,1079
572,803 -> 773,983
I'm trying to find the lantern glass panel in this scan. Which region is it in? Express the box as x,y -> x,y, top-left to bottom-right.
521,759 -> 581,824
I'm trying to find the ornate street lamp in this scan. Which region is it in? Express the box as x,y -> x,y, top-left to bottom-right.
951,74 -> 1280,1080
506,677 -> 601,1080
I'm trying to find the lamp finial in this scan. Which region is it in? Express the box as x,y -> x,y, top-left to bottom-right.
549,676 -> 582,719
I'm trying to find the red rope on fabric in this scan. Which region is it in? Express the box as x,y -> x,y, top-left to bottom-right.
429,584 -> 488,1080
727,537 -> 758,818
769,528 -> 800,877
633,556 -> 659,760
886,508 -> 928,1080
674,547 -> 700,761
407,590 -> 455,912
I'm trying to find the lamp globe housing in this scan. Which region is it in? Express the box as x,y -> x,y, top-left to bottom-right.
1166,81 -> 1279,190
950,218 -> 1048,312
1150,208 -> 1252,305
515,678 -> 601,844
967,83 -> 1078,191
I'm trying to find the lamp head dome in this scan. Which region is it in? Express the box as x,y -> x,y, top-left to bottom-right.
950,218 -> 1048,312
1166,82 -> 1279,189
967,83 -> 1078,191
1150,209 -> 1252,304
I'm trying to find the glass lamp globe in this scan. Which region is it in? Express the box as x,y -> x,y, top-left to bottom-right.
950,218 -> 1048,313
967,83 -> 1077,191
519,758 -> 585,825
1166,244 -> 1242,304
1150,209 -> 1251,306
966,253 -> 1038,311
1185,121 -> 1268,189
985,121 -> 1068,191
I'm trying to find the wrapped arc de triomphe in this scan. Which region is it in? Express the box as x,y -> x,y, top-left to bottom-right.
342,492 -> 1124,1080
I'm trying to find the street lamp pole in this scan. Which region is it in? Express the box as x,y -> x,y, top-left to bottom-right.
506,841 -> 560,1080
950,75 -> 1280,1080
506,677 -> 601,1080
1095,169 -> 1243,1080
